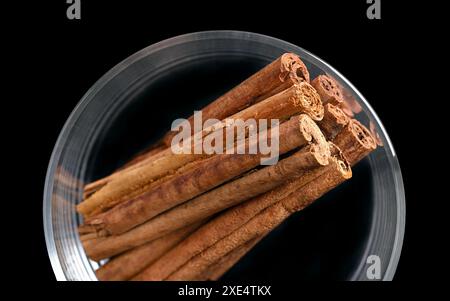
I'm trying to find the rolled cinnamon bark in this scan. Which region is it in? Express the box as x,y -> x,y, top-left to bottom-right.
78,151 -> 205,218
95,223 -> 201,281
325,73 -> 362,116
131,151 -> 348,281
149,157 -> 352,281
333,119 -> 377,165
77,82 -> 323,218
136,203 -> 290,281
82,114 -> 323,236
84,53 -> 309,197
83,144 -> 169,199
82,116 -> 327,260
84,180 -> 107,200
83,141 -> 330,261
161,53 -> 310,146
311,75 -> 344,106
82,53 -> 310,198
317,103 -> 349,139
227,81 -> 322,123
85,155 -> 209,218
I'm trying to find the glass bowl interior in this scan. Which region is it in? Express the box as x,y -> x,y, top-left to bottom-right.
44,31 -> 405,281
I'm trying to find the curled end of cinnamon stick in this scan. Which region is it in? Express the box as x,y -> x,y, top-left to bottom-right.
280,53 -> 310,83
311,75 -> 344,106
331,148 -> 352,181
326,103 -> 349,127
336,158 -> 352,180
309,143 -> 331,167
298,114 -> 330,166
350,120 -> 377,151
333,119 -> 377,165
327,142 -> 352,179
325,73 -> 362,116
318,103 -> 350,139
293,82 -> 324,121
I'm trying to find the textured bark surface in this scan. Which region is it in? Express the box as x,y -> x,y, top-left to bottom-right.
131,154 -> 350,281
202,236 -> 263,281
82,115 -> 319,236
83,142 -> 330,261
161,53 -> 310,146
160,157 -> 351,281
82,116 -> 327,260
318,103 -> 349,139
311,75 -> 344,106
77,81 -> 322,218
333,119 -> 377,165
95,223 -> 201,281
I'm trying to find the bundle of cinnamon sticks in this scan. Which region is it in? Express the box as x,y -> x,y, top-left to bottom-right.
77,53 -> 378,281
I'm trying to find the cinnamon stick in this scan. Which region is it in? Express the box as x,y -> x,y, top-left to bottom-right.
82,114 -> 323,236
83,139 -> 330,261
77,82 -> 323,218
95,223 -> 201,281
83,144 -> 169,199
161,53 -> 310,146
317,103 -> 349,139
130,150 -> 348,281
82,116 -> 328,260
83,53 -> 310,199
135,156 -> 352,281
311,75 -> 344,106
134,203 -> 290,281
84,154 -> 209,218
325,73 -> 362,116
333,119 -> 377,165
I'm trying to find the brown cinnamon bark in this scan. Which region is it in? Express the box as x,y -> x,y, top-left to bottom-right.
229,81 -> 323,122
82,116 -> 328,260
317,103 -> 349,139
83,52 -> 309,204
311,75 -> 344,106
325,73 -> 362,116
83,144 -> 169,199
77,82 -> 323,218
333,119 -> 377,165
202,236 -> 262,281
83,139 -> 330,261
82,115 -> 322,236
95,223 -> 201,281
84,180 -> 107,200
79,232 -> 98,242
85,155 -> 210,218
137,203 -> 291,281
146,156 -> 352,281
161,53 -> 310,146
131,152 -> 349,281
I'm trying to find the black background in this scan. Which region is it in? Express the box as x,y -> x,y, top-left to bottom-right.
6,0 -> 442,294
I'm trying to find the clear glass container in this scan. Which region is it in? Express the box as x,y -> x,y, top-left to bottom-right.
44,31 -> 405,281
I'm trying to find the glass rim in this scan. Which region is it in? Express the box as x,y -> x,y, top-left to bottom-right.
43,30 -> 405,281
